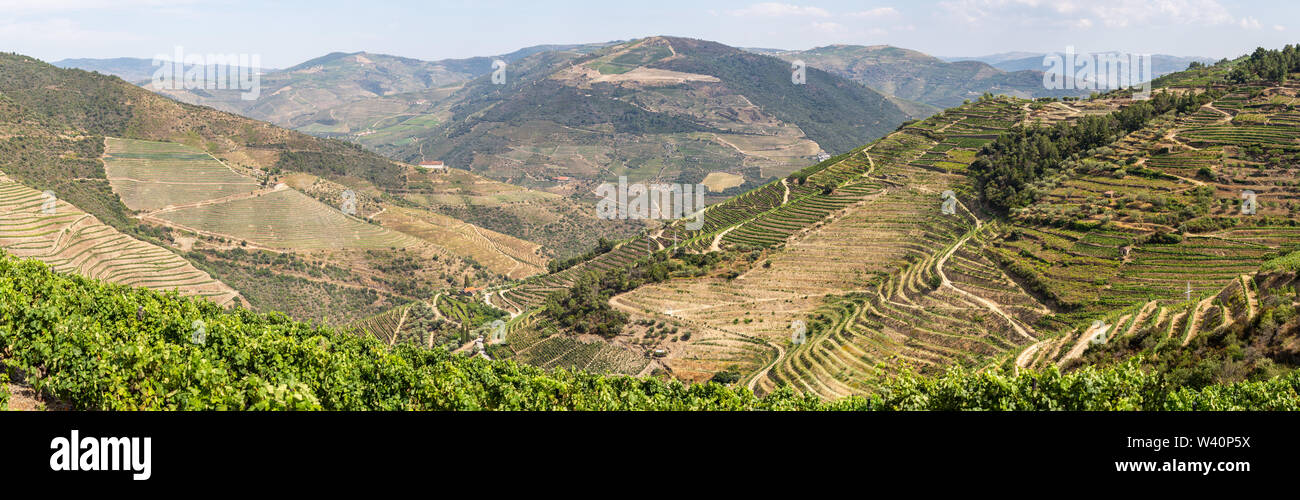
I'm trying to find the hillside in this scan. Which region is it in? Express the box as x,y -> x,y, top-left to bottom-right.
2,250 -> 1297,411
145,51 -> 484,127
70,39 -> 916,203
0,52 -> 606,324
122,43 -> 619,129
470,46 -> 1300,397
376,36 -> 911,196
762,45 -> 1087,109
51,57 -> 169,84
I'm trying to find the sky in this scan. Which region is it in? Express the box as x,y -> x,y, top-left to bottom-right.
1,0 -> 1295,68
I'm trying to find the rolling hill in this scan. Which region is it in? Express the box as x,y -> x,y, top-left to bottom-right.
375,36 -> 913,194
65,43 -> 618,130
948,51 -> 1217,77
462,45 -> 1300,397
74,38 -> 916,197
0,52 -> 633,325
757,44 -> 1089,109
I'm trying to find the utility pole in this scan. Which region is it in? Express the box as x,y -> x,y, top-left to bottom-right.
1186,281 -> 1191,302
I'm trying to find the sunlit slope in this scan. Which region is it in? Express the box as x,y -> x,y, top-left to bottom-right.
103,138 -> 261,211
0,172 -> 241,306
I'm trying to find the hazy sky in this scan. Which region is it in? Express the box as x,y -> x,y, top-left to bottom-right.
2,0 -> 1294,67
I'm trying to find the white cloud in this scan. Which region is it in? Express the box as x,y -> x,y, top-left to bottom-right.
938,0 -> 1261,30
846,7 -> 901,20
1274,25 -> 1286,32
729,3 -> 830,18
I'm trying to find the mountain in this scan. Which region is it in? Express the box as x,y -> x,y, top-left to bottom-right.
370,36 -> 912,194
949,52 -> 1218,78
52,57 -> 160,84
759,44 -> 1087,109
137,43 -> 617,128
938,51 -> 1042,64
92,37 -> 912,196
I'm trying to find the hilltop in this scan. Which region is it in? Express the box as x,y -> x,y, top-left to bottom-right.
374,36 -> 912,195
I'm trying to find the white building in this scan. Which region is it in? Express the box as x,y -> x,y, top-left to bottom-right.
419,160 -> 448,173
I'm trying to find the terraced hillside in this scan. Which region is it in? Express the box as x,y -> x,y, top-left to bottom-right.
152,187 -> 421,250
613,99 -> 1048,395
994,87 -> 1300,312
103,138 -> 261,211
485,97 -> 1047,394
488,53 -> 1300,399
0,172 -> 241,306
1015,260 -> 1298,387
991,82 -> 1300,369
496,309 -> 650,375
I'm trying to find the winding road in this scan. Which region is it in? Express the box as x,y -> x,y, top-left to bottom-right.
934,200 -> 1036,341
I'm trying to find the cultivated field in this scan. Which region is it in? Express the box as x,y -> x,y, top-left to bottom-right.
103,138 -> 261,211
153,188 -> 422,250
0,172 -> 241,305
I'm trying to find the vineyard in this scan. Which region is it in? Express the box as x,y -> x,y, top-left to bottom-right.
102,138 -> 262,211
373,205 -> 546,279
1,250 -> 1298,410
568,98 -> 1046,392
153,188 -> 422,250
467,76 -> 1300,401
0,172 -> 241,306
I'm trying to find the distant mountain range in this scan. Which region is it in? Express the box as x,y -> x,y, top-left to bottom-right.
51,57 -> 273,85
943,52 -> 1218,79
750,45 -> 1089,109
57,42 -> 1212,196
56,37 -> 913,194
